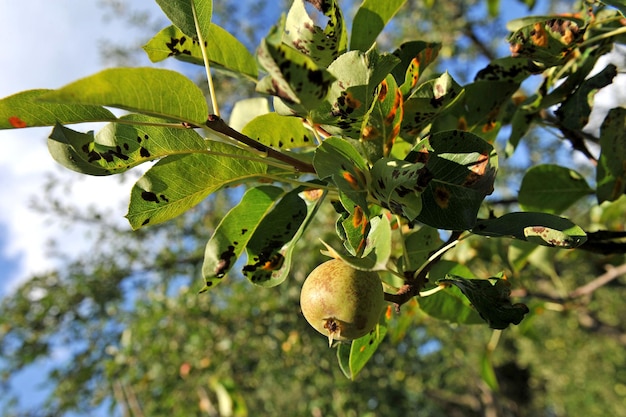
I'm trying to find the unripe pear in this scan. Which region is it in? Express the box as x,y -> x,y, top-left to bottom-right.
300,259 -> 385,346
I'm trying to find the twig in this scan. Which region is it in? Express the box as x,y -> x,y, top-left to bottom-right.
205,115 -> 316,173
192,1 -> 220,116
569,263 -> 626,298
510,263 -> 626,302
384,231 -> 463,307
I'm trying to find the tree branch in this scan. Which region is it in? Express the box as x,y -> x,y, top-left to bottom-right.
205,115 -> 317,173
385,231 -> 463,307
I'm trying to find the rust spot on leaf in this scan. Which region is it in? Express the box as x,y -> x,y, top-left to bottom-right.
8,116 -> 27,128
531,23 -> 549,48
378,80 -> 388,101
434,186 -> 451,208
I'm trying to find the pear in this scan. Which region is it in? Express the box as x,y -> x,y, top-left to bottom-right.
300,259 -> 384,346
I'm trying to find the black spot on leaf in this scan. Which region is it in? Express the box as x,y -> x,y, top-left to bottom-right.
141,191 -> 160,203
215,245 -> 236,278
140,147 -> 151,158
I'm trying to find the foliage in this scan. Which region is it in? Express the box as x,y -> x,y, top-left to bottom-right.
2,0 -> 626,415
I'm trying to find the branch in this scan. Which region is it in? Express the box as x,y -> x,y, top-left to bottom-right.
205,115 -> 317,173
384,231 -> 463,307
463,23 -> 497,62
542,113 -> 599,164
579,230 -> 626,254
510,263 -> 626,302
568,263 -> 626,299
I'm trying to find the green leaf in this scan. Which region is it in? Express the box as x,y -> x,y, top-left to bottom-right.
390,41 -> 442,98
322,214 -> 392,271
412,130 -> 497,230
487,0 -> 500,17
519,164 -> 591,214
0,89 -> 116,129
242,113 -> 315,150
283,0 -> 347,67
39,68 -> 209,125
201,186 -> 284,289
242,189 -> 309,286
310,47 -> 400,138
48,114 -> 207,176
313,137 -> 370,212
556,64 -> 617,132
603,0 -> 626,16
399,226 -> 443,273
337,322 -> 388,380
155,0 -> 212,40
597,107 -> 626,202
472,212 -> 587,248
126,141 -> 267,229
256,25 -> 335,112
143,24 -> 258,81
418,261 -> 484,325
437,276 -> 530,329
228,98 -> 271,132
47,125 -> 110,176
350,0 -> 407,52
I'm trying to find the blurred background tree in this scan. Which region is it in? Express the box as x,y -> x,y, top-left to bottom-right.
1,0 -> 626,416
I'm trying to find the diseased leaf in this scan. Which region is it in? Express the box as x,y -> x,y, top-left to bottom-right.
507,16 -> 584,66
39,68 -> 209,125
310,47 -> 400,138
201,186 -> 284,289
597,107 -> 626,202
410,131 -> 497,230
242,187 -> 326,288
333,193 -> 373,257
0,89 -> 116,129
438,276 -> 530,329
360,74 -> 404,161
313,137 -> 370,212
519,164 -> 591,214
472,212 -> 587,248
283,0 -> 347,67
391,41 -> 441,98
242,190 -> 308,286
401,71 -> 464,138
256,24 -> 335,112
143,24 -> 258,81
242,113 -> 315,150
369,157 -> 425,221
47,125 -> 111,176
126,141 -> 267,229
350,0 -> 407,52
48,114 -> 207,176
